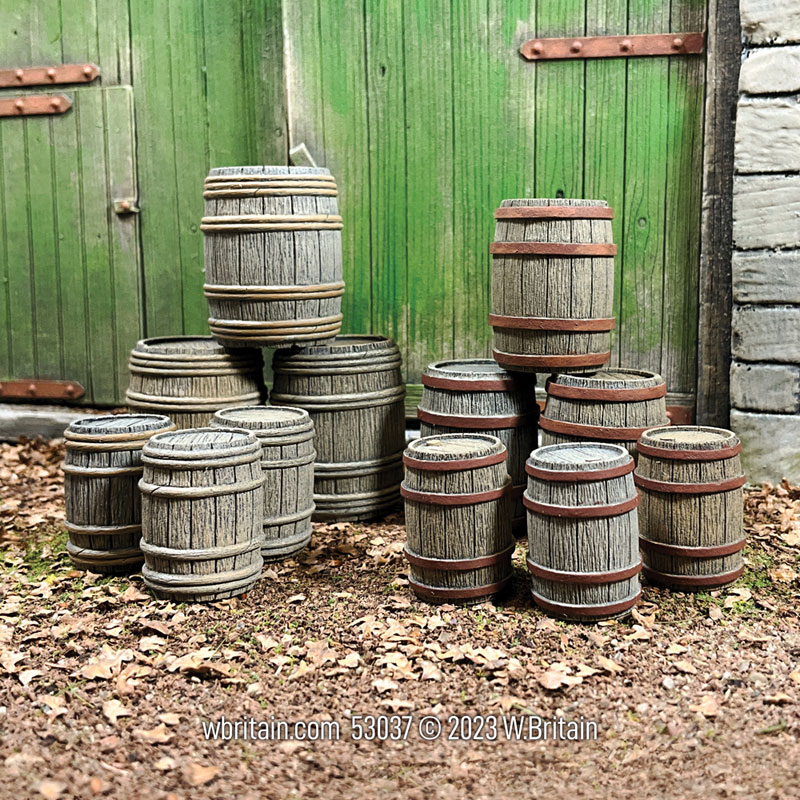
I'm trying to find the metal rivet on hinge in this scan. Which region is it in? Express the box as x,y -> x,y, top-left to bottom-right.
15,69 -> 24,81
570,40 -> 582,53
65,383 -> 76,397
27,383 -> 36,395
620,39 -> 632,52
83,65 -> 92,78
50,97 -> 61,110
47,68 -> 56,79
532,42 -> 543,55
672,37 -> 684,49
14,99 -> 24,112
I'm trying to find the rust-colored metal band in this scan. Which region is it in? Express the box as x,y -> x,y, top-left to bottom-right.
494,206 -> 614,220
409,575 -> 512,601
527,556 -> 642,584
492,349 -> 611,369
642,564 -> 744,589
402,449 -> 507,472
545,380 -> 666,402
525,459 -> 634,482
489,313 -> 616,332
639,537 -> 746,558
401,480 -> 511,506
634,474 -> 746,494
530,589 -> 641,618
636,441 -> 742,461
523,493 -> 639,518
490,242 -> 618,257
417,407 -> 532,430
404,543 -> 515,572
539,416 -> 650,441
421,373 -> 515,391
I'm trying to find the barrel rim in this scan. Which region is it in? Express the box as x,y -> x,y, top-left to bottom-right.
211,404 -> 313,431
207,165 -> 332,177
273,334 -> 399,360
142,426 -> 261,457
642,564 -> 745,589
638,425 -> 741,456
530,588 -> 641,619
527,441 -> 631,471
525,458 -> 634,482
404,432 -> 504,462
66,413 -> 174,438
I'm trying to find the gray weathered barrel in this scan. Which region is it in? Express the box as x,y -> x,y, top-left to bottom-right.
270,335 -> 406,521
490,199 -> 616,373
417,359 -> 537,535
63,414 -> 175,574
126,336 -> 265,429
541,369 -> 669,460
525,443 -> 641,621
201,166 -> 344,347
211,405 -> 315,561
402,434 -> 514,605
635,426 -> 746,590
139,428 -> 264,601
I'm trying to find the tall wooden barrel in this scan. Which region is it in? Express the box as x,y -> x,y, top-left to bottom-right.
63,414 -> 175,574
490,199 -> 616,373
126,336 -> 265,429
635,426 -> 746,590
402,434 -> 514,604
270,336 -> 406,521
525,443 -> 641,621
417,359 -> 537,535
211,405 -> 315,561
139,428 -> 264,601
541,369 -> 669,460
202,166 -> 344,347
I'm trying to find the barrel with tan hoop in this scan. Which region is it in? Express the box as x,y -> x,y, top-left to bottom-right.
271,336 -> 406,521
139,429 -> 265,601
126,336 -> 265,429
63,414 -> 175,574
525,443 -> 641,621
540,369 -> 669,460
211,406 -> 315,562
202,165 -> 344,347
402,434 -> 514,604
417,359 -> 537,535
490,199 -> 616,373
635,426 -> 746,591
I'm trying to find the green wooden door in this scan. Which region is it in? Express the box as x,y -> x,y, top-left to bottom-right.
282,0 -> 706,415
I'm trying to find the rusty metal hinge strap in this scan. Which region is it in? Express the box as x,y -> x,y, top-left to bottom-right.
0,63 -> 99,88
0,95 -> 72,117
0,379 -> 85,400
520,32 -> 705,61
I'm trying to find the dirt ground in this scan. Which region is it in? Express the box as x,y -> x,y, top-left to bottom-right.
2,437 -> 800,800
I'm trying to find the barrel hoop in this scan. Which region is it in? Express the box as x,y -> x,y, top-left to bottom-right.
270,356 -> 402,376
204,281 -> 345,301
417,407 -> 532,430
265,506 -> 316,528
143,438 -> 260,462
142,561 -> 262,589
408,575 -> 511,601
494,206 -> 614,220
66,542 -> 143,564
139,475 -> 264,499
639,536 -> 746,558
525,459 -> 634,482
636,441 -> 743,461
64,438 -> 163,453
523,493 -> 639,518
642,564 -> 745,588
206,314 -> 343,331
204,174 -> 335,184
530,588 -> 641,618
314,452 -> 403,478
545,380 -> 667,402
129,364 -> 264,378
492,349 -> 611,369
402,449 -> 507,472
421,373 -> 516,392
126,390 -> 263,410
62,463 -> 143,478
261,453 -> 317,470
404,542 -> 515,572
64,424 -> 174,444
271,384 -> 406,411
526,556 -> 641,585
490,242 -> 618,257
211,328 -> 341,344
129,350 -> 259,365
263,527 -> 312,552
201,213 -> 343,232
489,314 -> 616,332
204,181 -> 336,196
141,538 -> 261,561
65,521 -> 141,537
401,478 -> 512,507
539,416 -> 655,441
634,474 -> 747,494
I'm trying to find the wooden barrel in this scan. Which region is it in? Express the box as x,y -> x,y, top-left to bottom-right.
635,426 -> 746,590
139,428 -> 264,601
540,369 -> 669,460
525,443 -> 641,621
270,335 -> 406,521
211,405 -> 315,561
201,166 -> 344,347
63,414 -> 175,574
417,359 -> 538,536
126,336 -> 265,429
402,434 -> 514,604
490,199 -> 616,373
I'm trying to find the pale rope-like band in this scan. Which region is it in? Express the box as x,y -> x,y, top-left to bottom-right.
203,281 -> 345,301
201,214 -> 343,232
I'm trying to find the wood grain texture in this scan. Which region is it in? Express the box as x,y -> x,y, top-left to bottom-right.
636,426 -> 745,590
403,434 -> 513,605
140,428 -> 264,602
525,442 -> 640,621
126,336 -> 265,429
270,336 -> 406,521
211,405 -> 315,561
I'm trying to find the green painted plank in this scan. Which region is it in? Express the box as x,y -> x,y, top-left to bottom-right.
94,0 -> 132,84
0,127 -> 11,376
